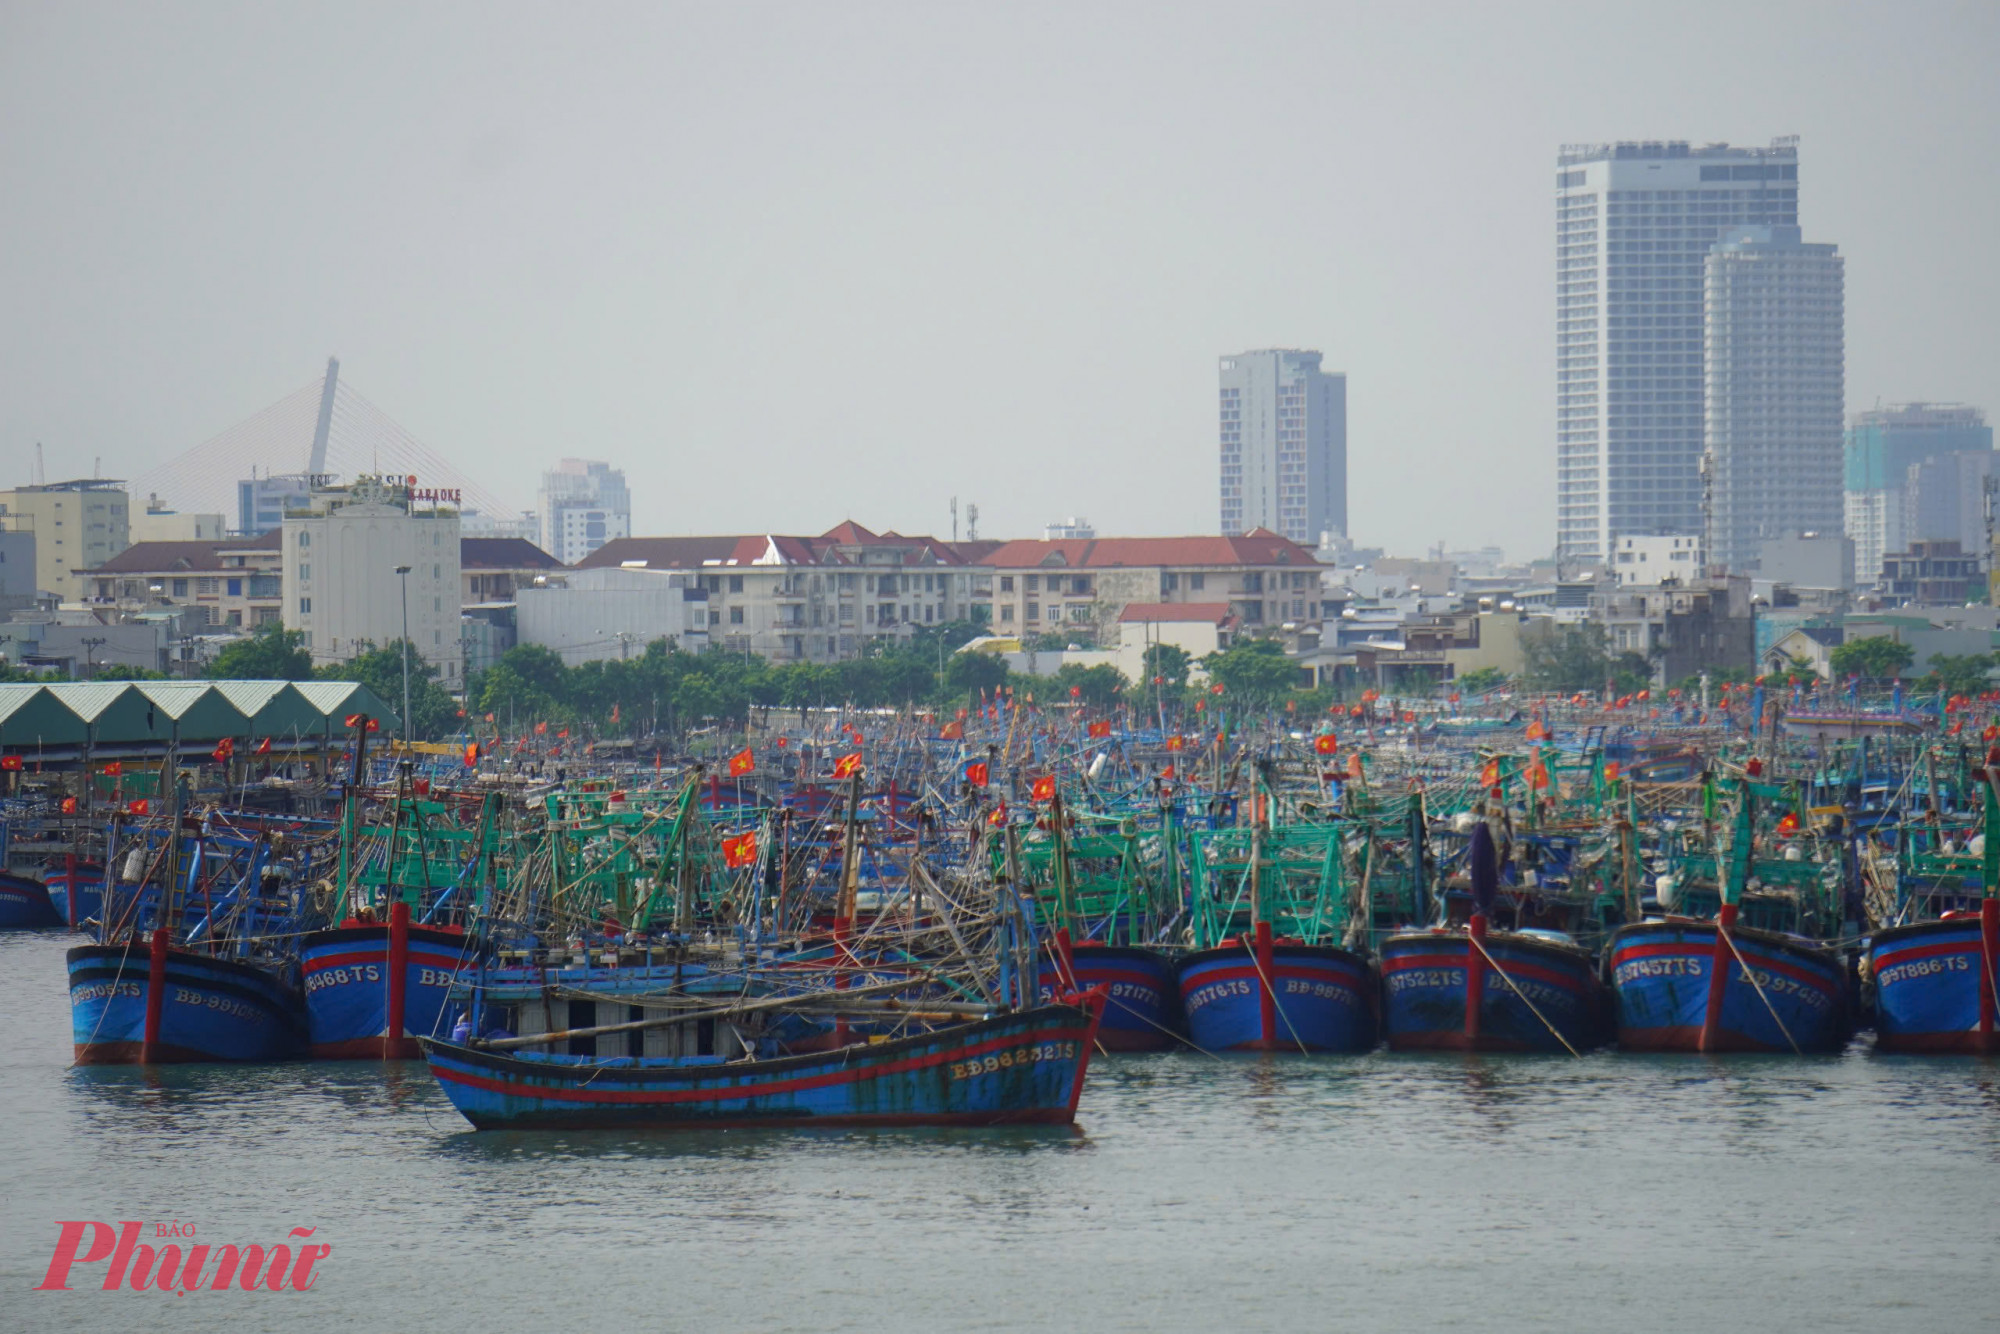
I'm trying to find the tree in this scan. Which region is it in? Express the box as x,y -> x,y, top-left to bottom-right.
1202,638 -> 1305,707
1522,622 -> 1619,693
1928,651 -> 1996,698
325,641 -> 461,739
943,648 -> 1009,701
1455,666 -> 1508,695
207,624 -> 313,680
1049,662 -> 1127,710
1140,642 -> 1193,689
1829,635 -> 1915,681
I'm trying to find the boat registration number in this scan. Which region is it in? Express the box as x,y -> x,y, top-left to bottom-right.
946,1042 -> 1076,1080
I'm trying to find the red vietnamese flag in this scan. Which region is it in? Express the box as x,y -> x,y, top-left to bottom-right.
1031,775 -> 1056,802
211,739 -> 232,764
1087,720 -> 1111,739
1166,735 -> 1184,751
611,702 -> 621,723
728,747 -> 755,777
557,728 -> 570,740
965,761 -> 989,787
534,721 -> 548,736
61,796 -> 77,814
721,831 -> 758,868
464,743 -> 479,767
1210,683 -> 1224,695
1314,733 -> 1339,755
775,736 -> 788,747
833,752 -> 864,778
255,737 -> 273,755
1069,686 -> 1082,699
103,761 -> 122,777
0,755 -> 20,772
939,722 -> 963,740
1161,764 -> 1176,781
1479,759 -> 1500,786
344,713 -> 366,728
128,798 -> 149,815
1346,752 -> 1364,779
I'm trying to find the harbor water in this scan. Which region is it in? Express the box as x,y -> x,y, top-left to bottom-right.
4,928 -> 1997,1331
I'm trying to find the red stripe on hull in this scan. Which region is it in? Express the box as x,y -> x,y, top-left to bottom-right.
73,1040 -> 215,1065
434,1022 -> 1093,1106
460,1108 -> 1079,1132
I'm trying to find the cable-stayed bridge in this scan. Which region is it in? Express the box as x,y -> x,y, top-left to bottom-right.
130,359 -> 521,524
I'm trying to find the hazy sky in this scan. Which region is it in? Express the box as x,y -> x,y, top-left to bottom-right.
4,2 -> 1996,559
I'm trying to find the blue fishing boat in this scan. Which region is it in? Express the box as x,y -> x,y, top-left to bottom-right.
1178,940 -> 1375,1051
1042,943 -> 1179,1051
302,912 -> 476,1058
43,863 -> 103,930
1868,774 -> 2000,1055
69,934 -> 306,1063
419,997 -> 1104,1130
1379,816 -> 1605,1053
1608,775 -> 1853,1054
0,869 -> 57,928
1869,913 -> 1997,1054
1381,928 -> 1604,1053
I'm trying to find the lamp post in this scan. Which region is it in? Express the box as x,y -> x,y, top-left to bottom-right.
395,564 -> 412,749
80,636 -> 106,682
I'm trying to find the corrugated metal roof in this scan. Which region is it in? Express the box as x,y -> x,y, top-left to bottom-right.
0,680 -> 401,750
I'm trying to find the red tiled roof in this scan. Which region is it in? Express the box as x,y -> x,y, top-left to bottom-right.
975,528 -> 1321,570
1116,602 -> 1234,624
82,540 -> 272,575
460,537 -> 563,570
579,528 -> 967,571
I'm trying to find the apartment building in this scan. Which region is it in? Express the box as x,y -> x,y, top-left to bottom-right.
969,529 -> 1326,647
0,479 -> 131,601
79,531 -> 284,629
575,522 -> 970,661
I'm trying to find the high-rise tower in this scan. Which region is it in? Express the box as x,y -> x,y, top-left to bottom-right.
1555,138 -> 1800,568
1218,349 -> 1346,544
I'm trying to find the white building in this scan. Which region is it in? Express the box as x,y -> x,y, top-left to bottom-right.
515,567 -> 711,665
537,459 -> 631,565
1703,224 -> 1844,572
283,476 -> 464,687
1555,138 -> 1801,567
1612,534 -> 1704,586
1843,403 -> 1992,583
1219,350 -> 1346,545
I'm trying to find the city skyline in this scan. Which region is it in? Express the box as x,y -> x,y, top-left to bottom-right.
3,3 -> 1996,560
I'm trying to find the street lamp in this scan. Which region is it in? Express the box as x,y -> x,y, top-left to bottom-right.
395,564 -> 412,748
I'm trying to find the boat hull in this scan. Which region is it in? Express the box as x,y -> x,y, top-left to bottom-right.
1380,930 -> 1606,1053
419,1000 -> 1104,1131
1040,944 -> 1181,1051
44,867 -> 103,930
302,923 -> 475,1059
0,871 -> 57,929
1607,920 -> 1851,1054
1870,917 -> 1999,1055
1177,943 -> 1376,1053
68,942 -> 306,1064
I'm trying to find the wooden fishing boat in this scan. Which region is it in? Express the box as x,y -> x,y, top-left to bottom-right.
1380,926 -> 1604,1053
0,868 -> 57,929
419,995 -> 1105,1130
69,933 -> 306,1063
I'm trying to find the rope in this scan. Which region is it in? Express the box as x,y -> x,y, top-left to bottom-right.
1715,923 -> 1804,1055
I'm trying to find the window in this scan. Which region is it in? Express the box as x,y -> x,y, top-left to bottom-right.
297,565 -> 309,582
298,532 -> 310,548
730,606 -> 744,624
1026,602 -> 1040,621
1000,576 -> 1014,593
865,575 -> 876,593
1189,573 -> 1205,590
729,575 -> 744,593
1162,572 -> 1178,592
433,564 -> 440,580
299,597 -> 312,614
1000,605 -> 1015,623
707,608 -> 721,625
839,604 -> 853,622
226,578 -> 242,597
1070,577 -> 1089,595
866,605 -> 876,624
924,605 -> 934,623
172,579 -> 189,597
197,578 -> 217,595
1026,575 -> 1039,592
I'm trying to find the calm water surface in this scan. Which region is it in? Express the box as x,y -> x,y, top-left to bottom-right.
4,929 -> 1997,1331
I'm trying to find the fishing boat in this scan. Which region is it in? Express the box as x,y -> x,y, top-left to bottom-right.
44,861 -> 104,930
0,868 -> 57,928
1380,818 -> 1605,1053
1867,770 -> 1999,1055
1607,777 -> 1852,1054
1176,766 -> 1380,1052
70,931 -> 307,1063
420,995 -> 1104,1130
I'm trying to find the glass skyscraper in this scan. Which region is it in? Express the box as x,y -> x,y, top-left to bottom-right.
1556,138 -> 1800,567
1218,349 -> 1346,544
